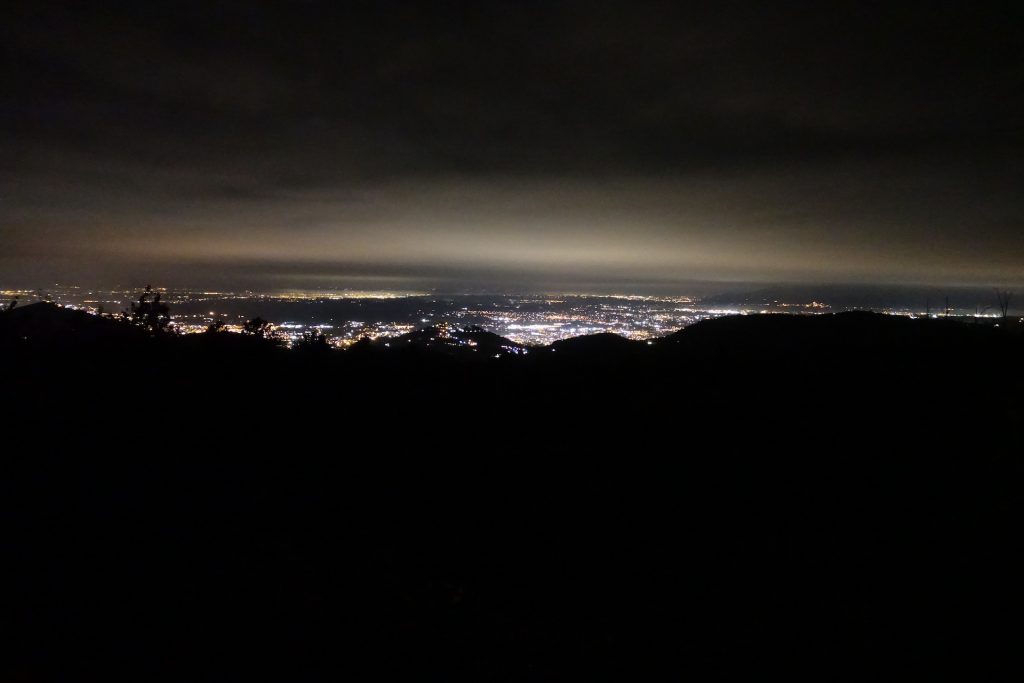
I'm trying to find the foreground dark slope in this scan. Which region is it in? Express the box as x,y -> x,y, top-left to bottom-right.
4,303 -> 1018,428
2,304 -> 1022,681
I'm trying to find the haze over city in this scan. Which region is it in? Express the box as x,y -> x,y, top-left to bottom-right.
4,2 -> 1022,293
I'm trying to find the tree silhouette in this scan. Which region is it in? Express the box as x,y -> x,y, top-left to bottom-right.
994,289 -> 1013,323
206,319 -> 227,334
242,316 -> 274,338
126,285 -> 171,334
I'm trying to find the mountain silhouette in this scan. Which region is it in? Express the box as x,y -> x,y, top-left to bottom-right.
1,301 -> 140,344
548,331 -> 640,354
2,304 -> 1021,682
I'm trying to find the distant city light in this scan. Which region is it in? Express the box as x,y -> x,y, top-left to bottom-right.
23,284 -> 1012,350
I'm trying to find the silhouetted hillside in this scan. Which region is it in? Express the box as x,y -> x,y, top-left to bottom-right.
0,301 -> 142,344
2,306 -> 1022,681
548,331 -> 640,354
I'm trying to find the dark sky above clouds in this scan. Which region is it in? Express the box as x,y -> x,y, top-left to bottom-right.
2,1 -> 1022,290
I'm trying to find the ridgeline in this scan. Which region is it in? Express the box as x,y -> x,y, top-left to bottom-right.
2,301 -> 1021,681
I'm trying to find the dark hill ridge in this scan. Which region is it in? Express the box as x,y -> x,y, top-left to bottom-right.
659,309 -> 997,353
3,302 -> 1020,424
3,303 -> 1023,682
3,302 -> 1015,358
548,331 -> 640,354
0,301 -> 143,344
664,309 -> 910,344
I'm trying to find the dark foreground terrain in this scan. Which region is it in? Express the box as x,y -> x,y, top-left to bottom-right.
2,303 -> 1022,681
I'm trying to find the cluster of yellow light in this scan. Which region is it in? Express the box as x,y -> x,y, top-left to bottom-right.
775,301 -> 828,309
546,293 -> 696,304
262,289 -> 427,300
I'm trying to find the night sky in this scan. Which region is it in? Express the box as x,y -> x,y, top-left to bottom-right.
3,1 -> 1022,291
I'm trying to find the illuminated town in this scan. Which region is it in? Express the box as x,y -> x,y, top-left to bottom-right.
2,284 -> 1007,349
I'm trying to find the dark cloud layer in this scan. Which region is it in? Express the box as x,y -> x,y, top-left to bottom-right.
2,1 -> 1022,289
